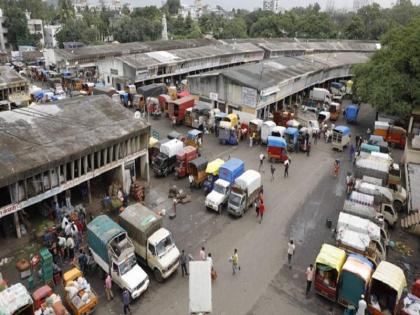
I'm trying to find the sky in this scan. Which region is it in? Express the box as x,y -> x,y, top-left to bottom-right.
119,0 -> 420,11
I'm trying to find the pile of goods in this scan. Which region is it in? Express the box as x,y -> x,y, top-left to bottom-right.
64,276 -> 93,309
130,181 -> 145,202
35,293 -> 67,315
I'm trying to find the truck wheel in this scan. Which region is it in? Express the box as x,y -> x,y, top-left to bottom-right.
393,200 -> 403,213
218,206 -> 222,215
154,268 -> 164,283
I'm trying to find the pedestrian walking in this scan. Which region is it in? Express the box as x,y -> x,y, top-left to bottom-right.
306,142 -> 311,157
366,127 -> 371,138
258,200 -> 265,224
66,236 -> 75,260
249,134 -> 253,147
258,153 -> 265,173
255,198 -> 260,217
199,247 -> 206,261
305,264 -> 314,296
180,250 -> 189,277
284,159 -> 290,178
105,274 -> 114,301
334,160 -> 340,178
208,253 -> 217,280
78,250 -> 87,274
57,234 -> 67,260
270,164 -> 275,182
65,190 -> 72,209
349,143 -> 355,162
122,289 -> 131,315
287,240 -> 295,268
188,174 -> 194,189
356,295 -> 367,315
172,198 -> 177,215
231,249 -> 240,275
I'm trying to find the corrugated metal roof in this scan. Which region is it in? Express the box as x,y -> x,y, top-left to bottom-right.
0,95 -> 149,187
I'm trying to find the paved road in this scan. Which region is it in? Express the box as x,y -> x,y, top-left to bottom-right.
91,102 -> 379,315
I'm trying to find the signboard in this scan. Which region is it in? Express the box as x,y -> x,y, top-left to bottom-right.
110,68 -> 118,75
242,87 -> 257,107
136,70 -> 148,82
209,92 -> 218,101
0,203 -> 20,219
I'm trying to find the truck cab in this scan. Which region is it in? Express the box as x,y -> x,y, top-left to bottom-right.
152,139 -> 184,177
119,204 -> 180,282
205,179 -> 231,214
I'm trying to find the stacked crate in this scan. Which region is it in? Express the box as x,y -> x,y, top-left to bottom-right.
39,248 -> 53,285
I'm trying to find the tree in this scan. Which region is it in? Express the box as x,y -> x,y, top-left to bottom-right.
164,0 -> 181,15
343,15 -> 365,39
219,17 -> 247,39
3,6 -> 36,49
56,0 -> 75,24
353,18 -> 420,119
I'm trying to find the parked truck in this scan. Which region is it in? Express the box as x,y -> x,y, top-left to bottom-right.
354,156 -> 401,187
174,146 -> 197,178
227,170 -> 262,217
309,88 -> 332,106
119,204 -> 180,282
205,158 -> 245,214
152,139 -> 184,177
342,199 -> 394,228
354,178 -> 406,212
87,215 -> 149,300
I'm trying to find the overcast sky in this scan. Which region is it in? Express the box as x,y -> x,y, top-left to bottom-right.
121,0 -> 420,11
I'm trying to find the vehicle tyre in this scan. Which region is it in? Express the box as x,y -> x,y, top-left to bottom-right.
393,200 -> 403,213
218,206 -> 222,215
154,268 -> 164,283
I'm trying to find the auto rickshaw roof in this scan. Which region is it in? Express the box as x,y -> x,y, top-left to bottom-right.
372,261 -> 407,299
206,158 -> 225,175
32,285 -> 52,301
334,126 -> 350,135
315,244 -> 346,272
187,129 -> 202,138
267,136 -> 287,148
346,104 -> 358,111
285,127 -> 298,135
167,131 -> 181,139
342,254 -> 374,282
149,137 -> 159,147
63,267 -> 82,283
189,157 -> 208,171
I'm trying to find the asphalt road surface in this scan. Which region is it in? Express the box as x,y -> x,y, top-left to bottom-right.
91,102 -> 378,315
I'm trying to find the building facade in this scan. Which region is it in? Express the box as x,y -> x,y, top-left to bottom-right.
44,24 -> 61,48
26,11 -> 44,46
0,95 -> 150,238
0,9 -> 7,51
262,0 -> 282,13
0,66 -> 30,106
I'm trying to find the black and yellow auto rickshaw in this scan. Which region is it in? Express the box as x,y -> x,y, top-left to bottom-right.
188,157 -> 208,188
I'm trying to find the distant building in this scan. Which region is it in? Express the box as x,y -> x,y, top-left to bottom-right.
0,65 -> 30,106
0,9 -> 7,51
44,24 -> 61,48
26,11 -> 44,46
179,0 -> 204,20
262,0 -> 282,13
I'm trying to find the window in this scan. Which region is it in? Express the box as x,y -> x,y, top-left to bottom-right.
112,263 -> 118,273
148,243 -> 156,256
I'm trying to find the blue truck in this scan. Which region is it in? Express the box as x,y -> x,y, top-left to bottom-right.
344,104 -> 359,123
205,158 -> 245,214
87,215 -> 149,299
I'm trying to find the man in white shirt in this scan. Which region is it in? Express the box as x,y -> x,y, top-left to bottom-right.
356,295 -> 367,315
258,153 -> 265,173
305,264 -> 314,296
287,240 -> 295,268
66,236 -> 75,260
199,247 -> 206,261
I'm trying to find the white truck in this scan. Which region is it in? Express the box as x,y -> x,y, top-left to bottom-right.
227,170 -> 262,217
349,191 -> 398,227
261,121 -> 276,144
343,200 -> 390,228
309,88 -> 332,106
152,139 -> 184,177
119,204 -> 180,282
354,178 -> 407,212
87,215 -> 149,299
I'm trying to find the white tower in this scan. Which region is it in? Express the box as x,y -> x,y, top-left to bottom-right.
162,14 -> 168,41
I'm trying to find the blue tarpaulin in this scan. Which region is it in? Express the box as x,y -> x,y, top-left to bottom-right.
267,136 -> 287,148
219,158 -> 245,183
334,126 -> 350,135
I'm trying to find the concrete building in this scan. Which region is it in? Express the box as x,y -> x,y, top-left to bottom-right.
26,11 -> 44,47
0,66 -> 30,107
0,95 -> 150,238
44,24 -> 61,48
44,38 -> 217,70
0,9 -> 7,51
97,42 -> 264,88
188,52 -> 370,118
262,0 -> 282,13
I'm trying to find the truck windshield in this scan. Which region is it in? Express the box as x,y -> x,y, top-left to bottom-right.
155,234 -> 175,256
214,184 -> 226,194
229,194 -> 241,207
119,254 -> 137,276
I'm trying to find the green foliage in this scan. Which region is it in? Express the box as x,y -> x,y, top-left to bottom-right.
3,6 -> 37,49
353,18 -> 420,119
219,17 -> 247,39
163,0 -> 181,15
55,18 -> 100,47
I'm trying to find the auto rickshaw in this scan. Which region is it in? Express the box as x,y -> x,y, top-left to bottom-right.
249,119 -> 263,144
203,158 -> 225,194
298,127 -> 310,152
329,102 -> 341,121
267,136 -> 288,162
149,138 -> 168,163
33,285 -> 70,314
220,113 -> 238,129
314,244 -> 346,302
174,146 -> 197,178
188,157 -> 208,188
185,129 -> 203,148
284,127 -> 299,152
214,112 -> 228,136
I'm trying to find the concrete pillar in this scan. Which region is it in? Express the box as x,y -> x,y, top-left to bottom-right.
87,180 -> 92,203
116,144 -> 121,160
14,212 -> 21,239
90,154 -> 94,172
97,151 -> 101,168
83,156 -> 88,175
48,169 -> 53,190
63,164 -> 67,182
103,148 -> 108,165
77,159 -> 82,177
110,146 -> 114,162
70,161 -> 75,180
23,179 -> 28,200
